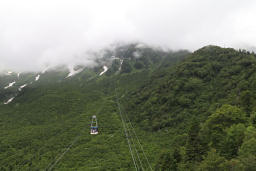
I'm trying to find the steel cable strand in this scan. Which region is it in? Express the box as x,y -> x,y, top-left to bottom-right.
115,88 -> 138,171
119,96 -> 153,171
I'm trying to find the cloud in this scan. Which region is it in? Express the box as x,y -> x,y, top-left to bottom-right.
0,0 -> 256,71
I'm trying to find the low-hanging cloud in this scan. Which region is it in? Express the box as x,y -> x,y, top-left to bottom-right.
0,0 -> 256,72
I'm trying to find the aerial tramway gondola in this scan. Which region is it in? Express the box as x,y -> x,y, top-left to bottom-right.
90,115 -> 98,135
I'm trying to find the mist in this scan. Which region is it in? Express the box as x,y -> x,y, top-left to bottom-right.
1,0 -> 256,72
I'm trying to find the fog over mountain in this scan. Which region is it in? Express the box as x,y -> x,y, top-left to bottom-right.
0,0 -> 256,71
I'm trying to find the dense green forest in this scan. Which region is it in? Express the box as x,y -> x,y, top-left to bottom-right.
1,44 -> 256,170
124,46 -> 256,170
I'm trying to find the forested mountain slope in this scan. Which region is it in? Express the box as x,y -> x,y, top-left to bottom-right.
0,44 -> 189,170
124,45 -> 256,170
1,45 -> 256,170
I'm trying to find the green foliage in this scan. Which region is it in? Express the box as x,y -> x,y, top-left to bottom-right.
205,105 -> 246,130
155,148 -> 181,171
155,151 -> 173,171
123,46 -> 256,169
198,149 -> 226,171
223,159 -> 245,171
106,59 -> 120,75
238,137 -> 256,170
240,90 -> 254,116
239,138 -> 256,157
185,120 -> 204,162
220,124 -> 246,159
2,45 -> 256,169
121,59 -> 132,73
202,105 -> 246,152
0,44 -> 188,170
134,60 -> 145,69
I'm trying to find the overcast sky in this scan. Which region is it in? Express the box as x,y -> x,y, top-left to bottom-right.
0,0 -> 256,71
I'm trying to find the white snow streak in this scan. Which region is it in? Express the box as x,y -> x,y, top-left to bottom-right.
42,67 -> 48,74
66,67 -> 83,78
35,75 -> 40,81
4,97 -> 15,104
4,81 -> 16,89
99,66 -> 108,76
18,84 -> 27,91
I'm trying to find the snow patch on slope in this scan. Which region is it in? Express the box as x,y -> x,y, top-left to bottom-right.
18,84 -> 27,91
35,75 -> 40,81
4,97 -> 15,104
66,66 -> 83,78
42,67 -> 48,74
99,66 -> 108,76
4,81 -> 16,89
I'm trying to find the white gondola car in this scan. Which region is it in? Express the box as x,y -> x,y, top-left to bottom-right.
90,115 -> 98,135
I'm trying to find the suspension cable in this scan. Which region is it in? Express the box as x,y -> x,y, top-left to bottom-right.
118,91 -> 153,171
115,88 -> 138,171
45,105 -> 103,171
126,119 -> 153,171
45,127 -> 85,171
126,120 -> 145,171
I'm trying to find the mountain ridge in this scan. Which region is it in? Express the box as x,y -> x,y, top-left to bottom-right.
1,45 -> 256,170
